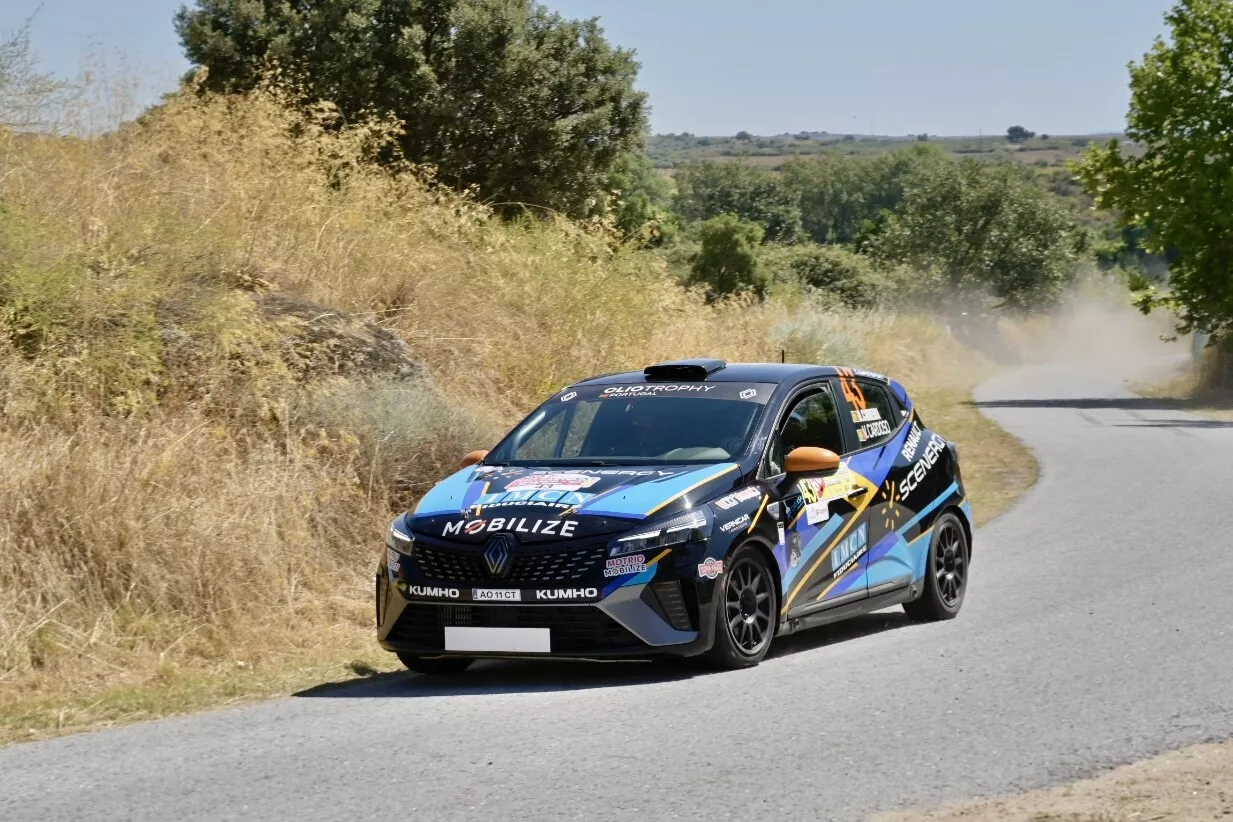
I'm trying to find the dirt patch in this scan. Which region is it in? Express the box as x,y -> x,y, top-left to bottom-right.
877,739 -> 1233,821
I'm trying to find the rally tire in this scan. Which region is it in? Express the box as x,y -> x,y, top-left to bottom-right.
704,543 -> 778,670
397,653 -> 474,675
903,511 -> 968,622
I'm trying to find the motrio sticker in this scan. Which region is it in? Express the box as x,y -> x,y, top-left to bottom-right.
442,517 -> 579,538
697,557 -> 724,580
603,554 -> 647,578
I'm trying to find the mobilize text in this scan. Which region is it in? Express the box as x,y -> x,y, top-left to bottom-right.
442,517 -> 579,538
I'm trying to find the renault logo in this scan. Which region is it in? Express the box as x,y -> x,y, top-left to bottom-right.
483,534 -> 513,578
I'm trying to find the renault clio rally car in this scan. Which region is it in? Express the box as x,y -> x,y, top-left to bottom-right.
377,359 -> 973,673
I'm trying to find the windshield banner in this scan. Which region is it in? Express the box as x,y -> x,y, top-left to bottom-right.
556,382 -> 776,404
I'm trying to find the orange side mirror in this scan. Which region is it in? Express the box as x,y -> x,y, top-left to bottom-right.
784,446 -> 841,474
460,449 -> 490,469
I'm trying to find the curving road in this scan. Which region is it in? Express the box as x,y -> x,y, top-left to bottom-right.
3,355 -> 1233,821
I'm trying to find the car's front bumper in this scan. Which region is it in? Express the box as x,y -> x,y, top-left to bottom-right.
375,554 -> 718,661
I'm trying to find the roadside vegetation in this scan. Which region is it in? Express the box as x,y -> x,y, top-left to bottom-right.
0,0 -> 1129,741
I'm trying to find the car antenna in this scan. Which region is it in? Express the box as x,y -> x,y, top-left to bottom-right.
780,348 -> 786,364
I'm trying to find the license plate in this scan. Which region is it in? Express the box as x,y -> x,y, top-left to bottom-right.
443,627 -> 551,653
471,588 -> 521,602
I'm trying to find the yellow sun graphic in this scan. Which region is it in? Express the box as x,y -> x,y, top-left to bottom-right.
883,479 -> 903,530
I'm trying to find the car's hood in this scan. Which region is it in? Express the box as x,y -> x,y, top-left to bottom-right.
410,463 -> 742,544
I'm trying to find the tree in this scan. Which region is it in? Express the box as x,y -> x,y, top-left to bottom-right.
1076,0 -> 1233,338
871,160 -> 1083,311
1006,125 -> 1036,143
672,161 -> 803,243
688,215 -> 767,301
781,143 -> 946,245
175,0 -> 647,217
605,151 -> 677,247
765,244 -> 882,309
0,18 -> 69,131
734,130 -> 753,141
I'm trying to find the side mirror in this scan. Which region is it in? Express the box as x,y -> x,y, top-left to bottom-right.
784,446 -> 840,475
460,449 -> 490,469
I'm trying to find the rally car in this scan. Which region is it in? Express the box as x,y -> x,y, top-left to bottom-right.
377,359 -> 973,673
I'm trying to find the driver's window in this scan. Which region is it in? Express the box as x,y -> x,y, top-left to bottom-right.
767,389 -> 844,475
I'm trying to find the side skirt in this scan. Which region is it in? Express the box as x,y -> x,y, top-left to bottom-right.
777,582 -> 915,637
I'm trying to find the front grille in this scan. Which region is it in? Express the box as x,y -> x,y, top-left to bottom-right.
413,541 -> 609,584
389,603 -> 641,653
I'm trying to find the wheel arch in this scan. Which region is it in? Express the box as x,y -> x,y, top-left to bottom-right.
737,534 -> 784,628
944,503 -> 973,561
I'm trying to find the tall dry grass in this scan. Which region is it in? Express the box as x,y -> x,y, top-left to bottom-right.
0,86 -> 995,711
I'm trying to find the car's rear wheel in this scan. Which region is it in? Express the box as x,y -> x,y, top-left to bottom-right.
903,511 -> 968,622
705,544 -> 778,669
396,653 -> 474,675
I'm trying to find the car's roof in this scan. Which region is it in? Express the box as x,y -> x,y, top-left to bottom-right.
573,362 -> 849,387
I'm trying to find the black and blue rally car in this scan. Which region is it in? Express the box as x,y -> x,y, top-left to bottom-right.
377,359 -> 972,673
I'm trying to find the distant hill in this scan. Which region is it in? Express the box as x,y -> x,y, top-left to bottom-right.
646,132 -> 1132,170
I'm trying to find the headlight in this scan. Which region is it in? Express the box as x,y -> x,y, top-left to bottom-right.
388,517 -> 415,555
609,509 -> 711,557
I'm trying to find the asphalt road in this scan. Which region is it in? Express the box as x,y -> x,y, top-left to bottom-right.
3,356 -> 1232,822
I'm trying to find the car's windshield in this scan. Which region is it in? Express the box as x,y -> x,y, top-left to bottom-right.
486,382 -> 776,466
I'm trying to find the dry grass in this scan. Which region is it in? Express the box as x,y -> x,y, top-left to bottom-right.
877,739 -> 1233,821
0,85 -> 1036,742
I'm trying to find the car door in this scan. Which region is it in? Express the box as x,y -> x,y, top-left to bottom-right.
769,383 -> 874,617
836,374 -> 918,596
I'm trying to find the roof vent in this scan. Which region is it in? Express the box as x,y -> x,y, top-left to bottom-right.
643,358 -> 727,381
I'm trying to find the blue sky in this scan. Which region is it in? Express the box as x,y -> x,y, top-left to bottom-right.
4,0 -> 1174,136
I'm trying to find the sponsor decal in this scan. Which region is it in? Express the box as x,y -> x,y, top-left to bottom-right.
472,588 -> 521,602
805,500 -> 830,525
443,517 -> 579,538
882,479 -> 905,530
506,473 -> 600,492
407,585 -> 460,599
697,557 -> 724,580
899,434 -> 946,501
822,465 -> 859,502
603,554 -> 647,578
560,391 -> 577,402
831,522 -> 868,577
714,486 -> 761,510
851,407 -> 883,424
852,368 -> 888,382
789,530 -> 801,568
900,421 -> 923,462
799,477 -> 824,505
739,388 -> 758,400
601,384 -> 716,396
472,489 -> 596,511
576,469 -> 678,477
720,513 -> 751,534
386,546 -> 401,573
535,588 -> 598,600
857,419 -> 893,443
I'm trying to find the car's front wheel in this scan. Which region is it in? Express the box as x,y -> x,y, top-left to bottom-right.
396,653 -> 474,675
705,543 -> 778,669
903,511 -> 969,622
